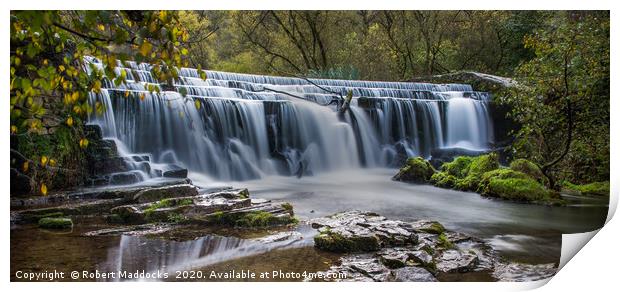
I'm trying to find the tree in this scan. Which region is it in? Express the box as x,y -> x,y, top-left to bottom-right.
502,11 -> 610,188
10,11 -> 193,195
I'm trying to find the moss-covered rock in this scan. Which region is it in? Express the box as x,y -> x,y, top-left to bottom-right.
441,156 -> 474,178
563,181 -> 610,196
430,172 -> 457,188
509,159 -> 547,185
477,168 -> 530,192
481,177 -> 553,202
454,153 -> 500,191
207,210 -> 297,228
393,157 -> 436,183
314,229 -> 380,252
38,217 -> 73,229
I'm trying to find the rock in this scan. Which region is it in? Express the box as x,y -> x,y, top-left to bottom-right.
408,250 -> 434,267
310,211 -> 418,252
206,188 -> 250,200
255,231 -> 303,244
436,249 -> 479,273
331,254 -> 391,282
392,157 -> 435,183
162,165 -> 188,178
410,220 -> 445,235
109,172 -> 140,185
38,217 -> 73,229
390,267 -> 437,282
132,184 -> 198,203
377,248 -> 410,268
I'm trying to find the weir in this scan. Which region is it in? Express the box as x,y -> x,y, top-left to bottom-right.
86,58 -> 494,183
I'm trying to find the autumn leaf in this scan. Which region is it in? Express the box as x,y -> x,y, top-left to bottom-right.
10,125 -> 17,134
40,183 -> 48,196
66,116 -> 73,127
124,91 -> 130,97
22,161 -> 29,172
79,138 -> 89,149
194,99 -> 201,110
49,159 -> 57,167
98,24 -> 105,31
139,41 -> 153,57
139,93 -> 146,101
40,156 -> 48,166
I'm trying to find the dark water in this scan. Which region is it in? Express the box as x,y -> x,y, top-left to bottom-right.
11,168 -> 608,281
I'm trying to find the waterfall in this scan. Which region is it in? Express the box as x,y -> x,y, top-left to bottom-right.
86,58 -> 494,182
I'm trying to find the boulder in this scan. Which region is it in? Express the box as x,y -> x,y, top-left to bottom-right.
435,249 -> 479,273
392,157 -> 435,183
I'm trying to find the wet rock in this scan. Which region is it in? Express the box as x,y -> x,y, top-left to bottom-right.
390,267 -> 437,282
109,172 -> 141,185
410,220 -> 445,235
206,188 -> 250,200
436,249 -> 479,273
408,250 -> 434,267
327,254 -> 391,282
132,184 -> 198,203
17,198 -> 126,222
162,165 -> 188,178
254,231 -> 303,244
310,211 -> 418,252
377,248 -> 410,268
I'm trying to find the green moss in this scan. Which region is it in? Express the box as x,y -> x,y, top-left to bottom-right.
143,198 -> 194,221
437,232 -> 455,249
453,153 -> 500,191
564,181 -> 610,196
207,211 -> 296,228
418,221 -> 446,235
314,229 -> 380,252
510,159 -> 546,184
393,157 -> 436,183
281,202 -> 294,214
441,156 -> 474,178
38,217 -> 73,229
430,172 -> 457,188
482,177 -> 553,202
477,168 -> 530,192
167,213 -> 189,223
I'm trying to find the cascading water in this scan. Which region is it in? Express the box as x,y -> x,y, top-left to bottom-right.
86,58 -> 494,183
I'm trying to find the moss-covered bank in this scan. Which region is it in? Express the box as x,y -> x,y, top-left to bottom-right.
395,154 -> 567,205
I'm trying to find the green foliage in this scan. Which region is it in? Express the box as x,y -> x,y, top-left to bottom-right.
38,217 -> 73,229
207,211 -> 297,228
509,158 -> 547,185
437,232 -> 455,249
10,11 -> 192,195
563,181 -> 610,197
501,11 -> 609,186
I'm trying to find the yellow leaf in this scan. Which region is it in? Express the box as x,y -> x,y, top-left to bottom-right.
194,99 -> 201,110
139,93 -> 145,101
98,24 -> 105,31
40,183 -> 48,196
66,116 -> 73,127
124,91 -> 130,97
49,159 -> 57,167
79,138 -> 89,149
10,125 -> 17,134
41,156 -> 48,166
22,161 -> 29,172
43,59 -> 48,66
139,41 -> 153,57
59,65 -> 65,72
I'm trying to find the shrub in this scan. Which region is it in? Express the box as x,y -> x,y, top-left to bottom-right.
510,159 -> 547,185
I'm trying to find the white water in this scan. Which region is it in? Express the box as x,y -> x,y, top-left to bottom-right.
86,58 -> 494,182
